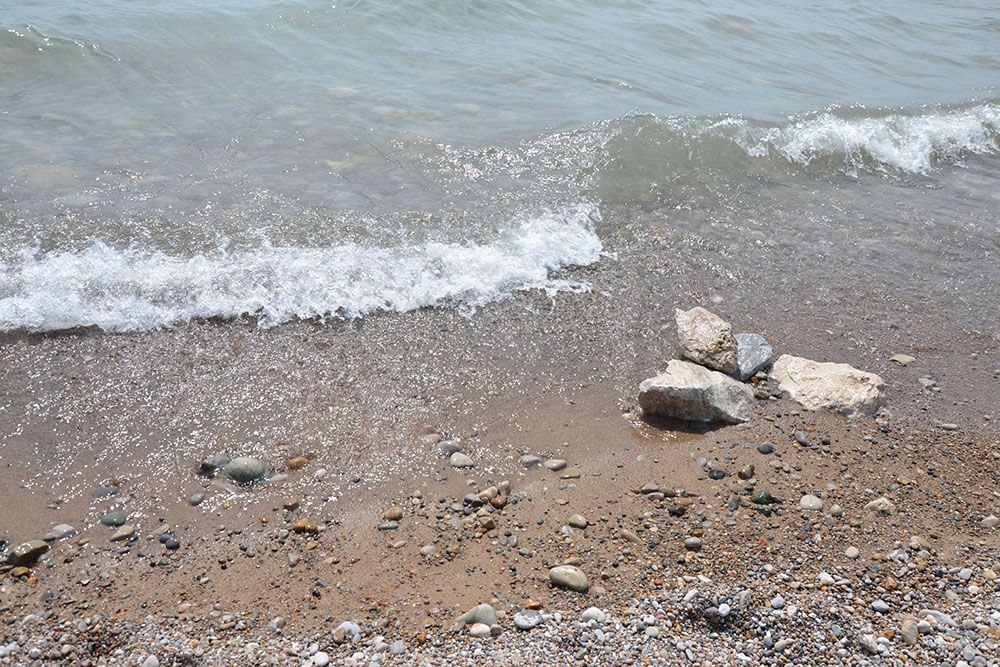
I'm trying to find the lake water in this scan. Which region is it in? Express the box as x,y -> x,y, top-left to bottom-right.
1,0 -> 998,331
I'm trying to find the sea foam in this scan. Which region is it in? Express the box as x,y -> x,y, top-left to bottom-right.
0,202 -> 603,333
739,104 -> 1000,174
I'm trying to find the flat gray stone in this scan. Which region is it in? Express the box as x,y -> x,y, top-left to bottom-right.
639,360 -> 755,424
448,452 -> 475,468
50,524 -> 76,539
514,609 -> 541,630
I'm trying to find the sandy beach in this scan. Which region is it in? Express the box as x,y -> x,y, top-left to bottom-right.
2,176 -> 998,664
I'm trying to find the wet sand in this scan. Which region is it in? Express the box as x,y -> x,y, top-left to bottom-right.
1,174 -> 998,663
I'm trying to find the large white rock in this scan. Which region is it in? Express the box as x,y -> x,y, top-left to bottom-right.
675,307 -> 738,373
771,354 -> 884,416
638,360 -> 755,424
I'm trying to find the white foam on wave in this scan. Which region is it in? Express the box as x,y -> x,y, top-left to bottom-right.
739,104 -> 1000,174
0,202 -> 603,333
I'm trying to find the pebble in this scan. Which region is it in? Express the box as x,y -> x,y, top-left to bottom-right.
514,610 -> 541,630
982,515 -> 999,528
333,621 -> 361,644
580,607 -> 606,623
567,514 -> 588,529
871,600 -> 890,613
865,497 -> 896,516
549,565 -> 589,592
456,604 -> 497,627
388,640 -> 406,655
520,455 -> 542,468
312,651 -> 330,666
756,443 -> 774,454
110,525 -> 135,542
543,459 -> 567,471
449,452 -> 475,469
845,546 -> 860,559
468,623 -> 492,638
794,431 -> 809,445
100,511 -> 127,527
890,353 -> 916,365
383,506 -> 404,521
771,595 -> 785,610
737,464 -> 755,480
799,494 -> 823,511
683,536 -> 702,551
141,657 -> 159,667
189,494 -> 205,506
222,457 -> 266,483
49,524 -> 76,539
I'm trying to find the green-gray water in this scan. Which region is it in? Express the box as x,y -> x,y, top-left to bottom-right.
1,0 -> 998,331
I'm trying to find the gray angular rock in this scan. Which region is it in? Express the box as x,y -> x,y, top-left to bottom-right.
733,333 -> 773,381
638,360 -> 755,424
675,307 -> 738,373
222,457 -> 266,484
549,565 -> 589,592
771,354 -> 885,416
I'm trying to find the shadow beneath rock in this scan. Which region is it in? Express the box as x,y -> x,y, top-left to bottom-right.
639,413 -> 734,435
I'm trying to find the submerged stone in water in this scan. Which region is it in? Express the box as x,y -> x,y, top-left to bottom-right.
223,457 -> 266,484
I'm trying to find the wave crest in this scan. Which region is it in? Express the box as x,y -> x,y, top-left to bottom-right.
0,203 -> 603,333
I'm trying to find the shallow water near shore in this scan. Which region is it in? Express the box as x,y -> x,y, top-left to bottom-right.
2,0 -> 1000,332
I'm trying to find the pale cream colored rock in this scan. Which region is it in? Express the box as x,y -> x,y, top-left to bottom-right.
771,354 -> 885,416
675,307 -> 738,373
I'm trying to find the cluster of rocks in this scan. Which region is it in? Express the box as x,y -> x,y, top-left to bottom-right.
638,306 -> 885,424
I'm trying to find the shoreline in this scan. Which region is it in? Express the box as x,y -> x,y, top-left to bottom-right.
2,183 -> 998,664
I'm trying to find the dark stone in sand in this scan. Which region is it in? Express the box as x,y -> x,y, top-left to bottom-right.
198,451 -> 232,477
794,431 -> 809,446
708,469 -> 728,480
5,540 -> 49,566
751,489 -> 779,505
757,443 -> 774,454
